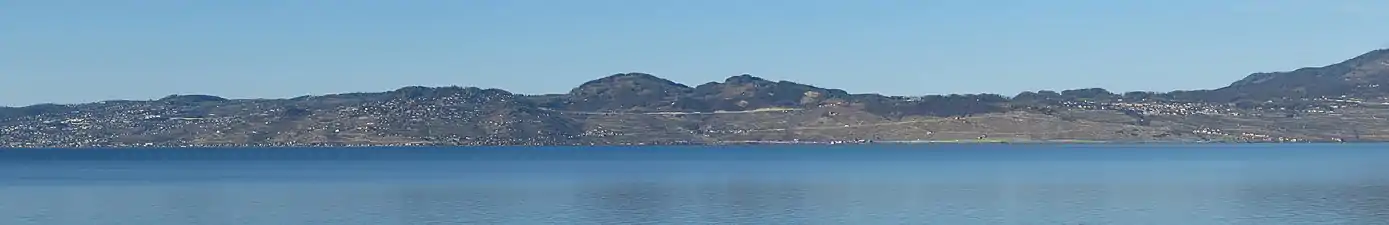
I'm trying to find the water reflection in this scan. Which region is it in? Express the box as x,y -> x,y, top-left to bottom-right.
392,184 -> 489,224
703,180 -> 810,224
6,176 -> 1389,224
1233,183 -> 1389,225
4,146 -> 1389,224
574,181 -> 673,224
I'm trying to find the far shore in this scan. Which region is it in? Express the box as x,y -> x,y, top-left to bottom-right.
2,139 -> 1367,150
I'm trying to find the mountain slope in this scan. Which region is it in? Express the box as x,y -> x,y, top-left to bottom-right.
8,49 -> 1389,147
0,87 -> 584,147
555,73 -> 699,112
690,75 -> 854,111
1210,49 -> 1389,101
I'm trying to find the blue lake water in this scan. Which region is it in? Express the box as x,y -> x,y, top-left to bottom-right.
2,144 -> 1388,225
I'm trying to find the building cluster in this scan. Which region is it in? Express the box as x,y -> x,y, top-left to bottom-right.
0,101 -> 295,148
0,93 -> 579,148
0,94 -> 1376,148
1057,100 -> 1240,116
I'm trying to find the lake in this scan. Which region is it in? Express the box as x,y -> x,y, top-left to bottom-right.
1,144 -> 1388,225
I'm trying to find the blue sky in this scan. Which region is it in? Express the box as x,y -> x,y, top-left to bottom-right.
3,0 -> 1388,106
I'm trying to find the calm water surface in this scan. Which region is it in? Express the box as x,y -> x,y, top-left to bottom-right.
2,144 -> 1388,225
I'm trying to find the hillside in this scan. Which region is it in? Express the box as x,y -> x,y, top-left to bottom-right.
4,49 -> 1389,148
1210,49 -> 1389,101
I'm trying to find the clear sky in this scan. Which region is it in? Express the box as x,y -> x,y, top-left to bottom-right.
3,0 -> 1388,106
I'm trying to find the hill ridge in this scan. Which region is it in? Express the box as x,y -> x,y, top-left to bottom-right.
6,49 -> 1389,147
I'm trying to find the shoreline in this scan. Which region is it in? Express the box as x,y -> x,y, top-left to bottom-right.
0,139 -> 1367,150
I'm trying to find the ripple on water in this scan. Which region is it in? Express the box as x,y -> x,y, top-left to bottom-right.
3,145 -> 1389,224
